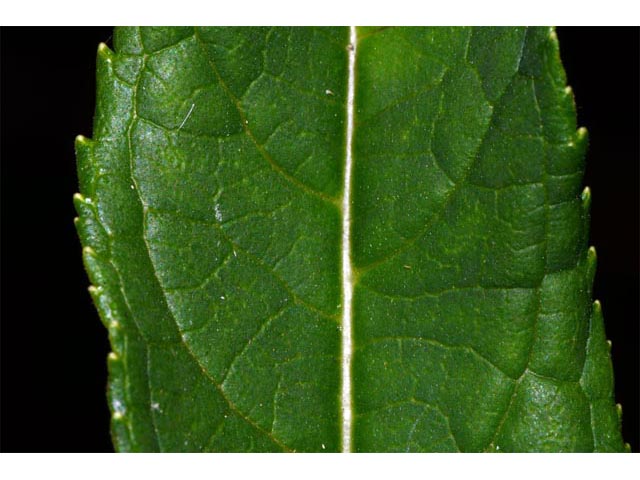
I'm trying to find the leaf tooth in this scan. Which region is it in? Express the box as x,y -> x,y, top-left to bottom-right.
90,284 -> 121,331
74,194 -> 113,259
105,351 -> 129,433
97,42 -> 115,61
565,127 -> 587,152
109,395 -> 132,450
73,192 -> 93,213
108,379 -> 130,446
581,186 -> 592,209
75,134 -> 93,146
593,299 -> 602,315
580,186 -> 593,250
587,246 -> 597,283
107,352 -> 124,384
75,134 -> 97,196
74,134 -> 92,154
575,126 -> 589,147
83,250 -> 124,342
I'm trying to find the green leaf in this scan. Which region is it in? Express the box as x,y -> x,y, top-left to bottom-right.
75,26 -> 625,452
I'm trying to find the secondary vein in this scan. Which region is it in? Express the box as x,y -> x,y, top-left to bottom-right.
341,25 -> 357,454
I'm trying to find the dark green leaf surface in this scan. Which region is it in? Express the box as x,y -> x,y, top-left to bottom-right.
75,26 -> 625,452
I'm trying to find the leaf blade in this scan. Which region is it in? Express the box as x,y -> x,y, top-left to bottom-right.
75,26 -> 625,452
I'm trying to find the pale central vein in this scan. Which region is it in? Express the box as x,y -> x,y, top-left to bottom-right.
341,25 -> 357,454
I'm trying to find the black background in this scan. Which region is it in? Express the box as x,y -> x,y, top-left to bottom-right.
1,27 -> 638,452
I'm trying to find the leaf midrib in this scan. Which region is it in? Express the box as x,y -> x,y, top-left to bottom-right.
340,25 -> 357,454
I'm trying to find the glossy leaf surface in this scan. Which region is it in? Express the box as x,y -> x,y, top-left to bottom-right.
75,26 -> 625,452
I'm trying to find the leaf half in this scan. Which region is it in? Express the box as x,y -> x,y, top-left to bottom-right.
75,26 -> 625,452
